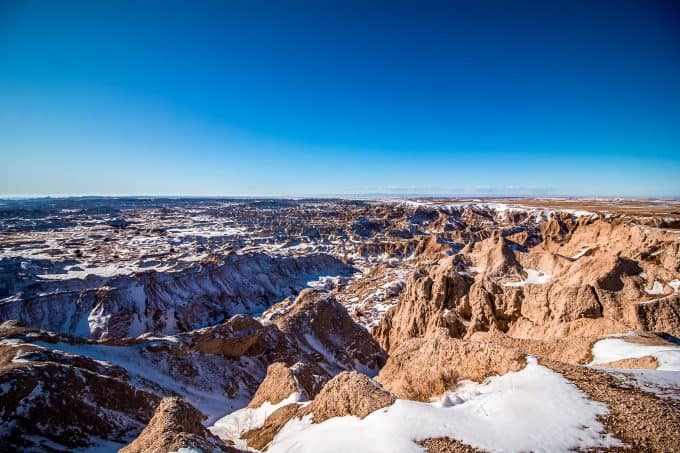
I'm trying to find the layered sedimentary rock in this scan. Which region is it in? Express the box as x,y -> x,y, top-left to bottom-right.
0,252 -> 355,339
2,198 -> 680,452
0,290 -> 384,451
0,322 -> 160,451
376,216 -> 680,354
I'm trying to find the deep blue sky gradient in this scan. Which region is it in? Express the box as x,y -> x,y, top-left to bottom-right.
1,0 -> 679,196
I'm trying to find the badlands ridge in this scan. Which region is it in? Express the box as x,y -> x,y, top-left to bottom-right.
0,197 -> 679,452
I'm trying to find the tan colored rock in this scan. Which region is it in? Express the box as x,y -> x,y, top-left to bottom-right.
248,362 -> 325,408
505,316 -> 629,342
374,257 -> 472,352
191,315 -> 267,358
248,363 -> 300,408
120,397 -> 234,453
301,371 -> 396,423
241,371 -> 394,449
596,355 -> 658,369
549,284 -> 602,322
633,294 -> 680,337
274,289 -> 386,372
476,233 -> 523,277
469,329 -> 600,364
377,329 -> 526,401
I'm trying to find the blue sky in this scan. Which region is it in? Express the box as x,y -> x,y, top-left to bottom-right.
1,0 -> 679,197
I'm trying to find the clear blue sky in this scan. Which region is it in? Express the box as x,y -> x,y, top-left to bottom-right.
1,0 -> 679,197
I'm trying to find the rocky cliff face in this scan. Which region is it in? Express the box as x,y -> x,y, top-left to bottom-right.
0,290 -> 384,451
0,252 -> 355,339
375,216 -> 680,353
376,328 -> 526,401
0,321 -> 160,451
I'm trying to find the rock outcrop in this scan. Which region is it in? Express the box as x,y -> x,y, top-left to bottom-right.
377,329 -> 526,401
0,324 -> 160,451
0,252 -> 355,339
300,371 -> 396,422
241,403 -> 301,451
248,361 -> 325,408
273,289 -> 387,374
240,370 -> 395,450
374,256 -> 473,352
121,397 -> 235,453
633,294 -> 680,337
2,198 -> 680,452
0,289 -> 386,451
376,216 -> 680,355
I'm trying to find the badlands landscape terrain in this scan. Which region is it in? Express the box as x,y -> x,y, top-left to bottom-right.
0,196 -> 679,452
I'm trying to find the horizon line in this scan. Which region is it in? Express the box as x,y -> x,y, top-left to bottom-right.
1,193 -> 679,201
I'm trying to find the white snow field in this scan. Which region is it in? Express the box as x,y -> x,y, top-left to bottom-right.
264,357 -> 622,453
590,336 -> 680,370
590,334 -> 680,400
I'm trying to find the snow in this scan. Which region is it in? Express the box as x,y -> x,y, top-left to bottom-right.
267,357 -> 622,453
590,335 -> 680,400
503,269 -> 551,287
87,302 -> 113,335
302,333 -> 342,375
571,246 -> 591,260
668,279 -> 680,292
31,341 -> 244,424
644,281 -> 666,295
307,275 -> 342,290
380,279 -> 406,297
567,209 -> 596,218
590,337 -> 680,371
38,264 -> 135,280
167,226 -> 245,238
353,359 -> 380,378
209,392 -> 303,450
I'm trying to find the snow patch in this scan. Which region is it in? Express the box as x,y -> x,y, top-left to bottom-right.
571,246 -> 591,260
590,337 -> 680,371
590,335 -> 680,400
267,357 -> 621,453
644,281 -> 666,295
503,269 -> 551,287
209,392 -> 303,450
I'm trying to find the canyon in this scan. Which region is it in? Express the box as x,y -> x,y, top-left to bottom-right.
1,197 -> 679,452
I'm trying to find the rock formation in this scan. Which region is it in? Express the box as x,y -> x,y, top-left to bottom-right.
1,197 -> 679,452
376,329 -> 526,401
121,397 -> 237,453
